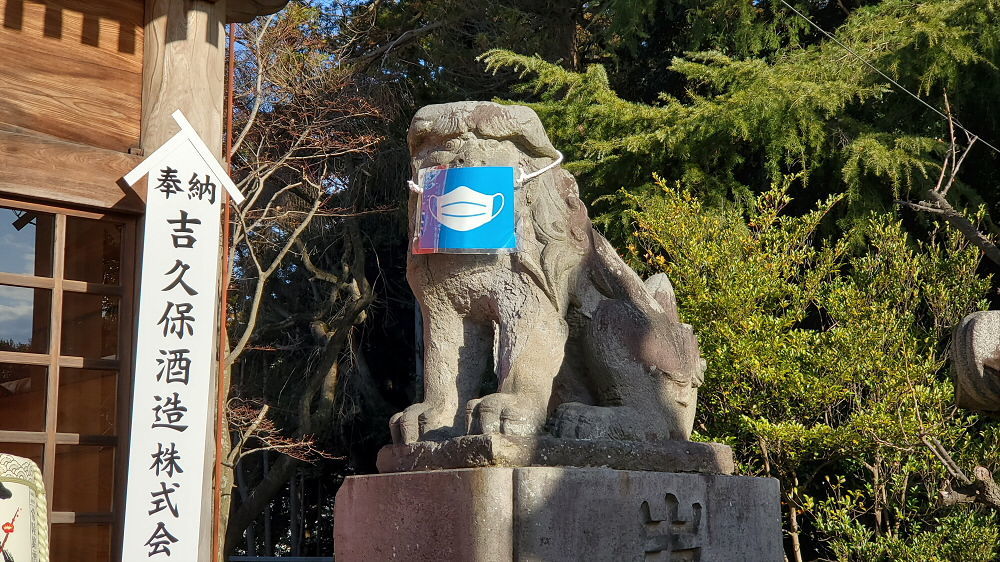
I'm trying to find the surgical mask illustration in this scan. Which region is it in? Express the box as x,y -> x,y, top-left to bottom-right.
427,186 -> 505,232
412,166 -> 517,253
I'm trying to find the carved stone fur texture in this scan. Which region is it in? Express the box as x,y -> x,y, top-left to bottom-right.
390,101 -> 706,445
953,310 -> 1000,411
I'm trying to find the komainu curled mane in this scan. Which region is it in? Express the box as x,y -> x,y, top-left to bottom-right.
391,101 -> 705,445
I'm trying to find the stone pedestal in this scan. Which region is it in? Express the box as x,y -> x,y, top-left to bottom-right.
376,435 -> 735,475
334,467 -> 782,561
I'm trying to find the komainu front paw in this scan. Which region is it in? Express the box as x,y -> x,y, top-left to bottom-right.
389,402 -> 457,444
466,393 -> 546,437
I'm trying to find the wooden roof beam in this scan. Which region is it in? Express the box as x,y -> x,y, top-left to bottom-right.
201,0 -> 291,23
0,125 -> 145,213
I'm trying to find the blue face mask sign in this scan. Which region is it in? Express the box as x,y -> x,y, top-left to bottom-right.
415,166 -> 517,254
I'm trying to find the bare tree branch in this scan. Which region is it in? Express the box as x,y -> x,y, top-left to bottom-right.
921,435 -> 1000,509
352,21 -> 445,71
899,104 -> 1000,267
227,194 -> 323,367
218,6 -> 393,554
921,189 -> 1000,266
231,13 -> 279,157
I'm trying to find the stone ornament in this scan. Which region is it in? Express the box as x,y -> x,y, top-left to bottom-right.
392,101 -> 707,449
953,310 -> 1000,411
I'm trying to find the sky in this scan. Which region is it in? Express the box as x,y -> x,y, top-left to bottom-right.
0,209 -> 44,347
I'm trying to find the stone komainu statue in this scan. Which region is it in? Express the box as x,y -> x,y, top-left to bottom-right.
953,310 -> 1000,411
390,101 -> 705,445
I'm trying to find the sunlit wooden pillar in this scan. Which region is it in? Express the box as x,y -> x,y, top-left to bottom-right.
142,0 -> 227,160
140,3 -> 227,561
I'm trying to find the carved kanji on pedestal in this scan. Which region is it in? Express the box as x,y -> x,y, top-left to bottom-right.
640,493 -> 703,561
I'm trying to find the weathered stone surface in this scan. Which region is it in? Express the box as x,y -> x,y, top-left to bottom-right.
392,100 -> 708,449
334,468 -> 513,562
953,310 -> 1000,411
334,467 -> 782,561
376,434 -> 734,475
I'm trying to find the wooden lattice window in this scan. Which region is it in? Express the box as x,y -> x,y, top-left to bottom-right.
0,197 -> 136,561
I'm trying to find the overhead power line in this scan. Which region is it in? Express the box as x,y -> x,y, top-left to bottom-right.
776,0 -> 1000,156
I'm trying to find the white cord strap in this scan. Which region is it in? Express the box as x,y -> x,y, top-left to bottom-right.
517,151 -> 564,185
407,151 -> 564,192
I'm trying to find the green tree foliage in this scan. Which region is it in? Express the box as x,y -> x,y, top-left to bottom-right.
473,12 -> 1000,554
480,0 -> 1000,222
623,177 -> 999,559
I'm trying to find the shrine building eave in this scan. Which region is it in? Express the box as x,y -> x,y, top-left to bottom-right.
223,0 -> 291,23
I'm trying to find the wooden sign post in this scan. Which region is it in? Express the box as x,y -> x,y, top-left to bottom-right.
120,110 -> 242,559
